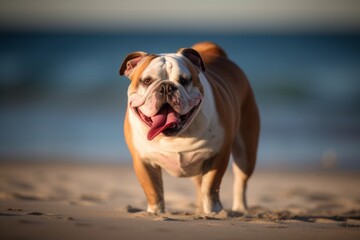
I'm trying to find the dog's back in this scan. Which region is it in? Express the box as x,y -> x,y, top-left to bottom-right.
192,42 -> 228,58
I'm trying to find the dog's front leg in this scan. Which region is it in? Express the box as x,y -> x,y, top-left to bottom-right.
200,153 -> 230,214
133,157 -> 164,213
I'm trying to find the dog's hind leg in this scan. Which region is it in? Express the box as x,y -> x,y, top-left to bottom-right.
232,88 -> 260,212
231,136 -> 249,212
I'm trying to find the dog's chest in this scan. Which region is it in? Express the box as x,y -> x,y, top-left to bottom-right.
139,136 -> 220,177
130,108 -> 224,177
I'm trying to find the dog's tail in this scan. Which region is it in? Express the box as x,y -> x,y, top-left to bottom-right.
191,42 -> 228,58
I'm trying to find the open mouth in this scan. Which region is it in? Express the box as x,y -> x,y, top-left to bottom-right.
134,103 -> 200,140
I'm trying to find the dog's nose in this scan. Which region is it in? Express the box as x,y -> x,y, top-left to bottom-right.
160,83 -> 177,95
166,84 -> 177,94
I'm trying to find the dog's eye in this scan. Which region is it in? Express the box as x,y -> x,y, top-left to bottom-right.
179,77 -> 191,85
141,77 -> 152,86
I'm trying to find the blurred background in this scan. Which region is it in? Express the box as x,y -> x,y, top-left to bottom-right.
0,0 -> 359,169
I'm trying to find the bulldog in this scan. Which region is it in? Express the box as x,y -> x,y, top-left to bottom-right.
119,42 -> 260,214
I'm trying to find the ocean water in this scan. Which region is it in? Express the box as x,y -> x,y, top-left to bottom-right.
0,32 -> 359,169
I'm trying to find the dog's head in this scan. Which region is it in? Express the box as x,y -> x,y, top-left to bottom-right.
120,48 -> 205,140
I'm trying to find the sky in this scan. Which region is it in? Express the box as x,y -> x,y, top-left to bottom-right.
0,0 -> 360,32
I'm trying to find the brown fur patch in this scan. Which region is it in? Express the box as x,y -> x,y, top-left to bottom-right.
192,42 -> 228,58
181,58 -> 204,95
128,55 -> 159,91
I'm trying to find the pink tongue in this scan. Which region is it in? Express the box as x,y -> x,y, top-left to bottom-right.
147,105 -> 179,140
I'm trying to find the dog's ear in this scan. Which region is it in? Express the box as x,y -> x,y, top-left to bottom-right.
119,51 -> 148,77
177,48 -> 205,72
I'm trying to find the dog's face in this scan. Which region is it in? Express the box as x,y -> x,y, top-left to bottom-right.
120,48 -> 206,140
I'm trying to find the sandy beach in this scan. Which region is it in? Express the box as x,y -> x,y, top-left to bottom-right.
0,161 -> 359,240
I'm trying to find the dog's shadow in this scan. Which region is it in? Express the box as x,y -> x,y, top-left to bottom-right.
125,204 -> 360,226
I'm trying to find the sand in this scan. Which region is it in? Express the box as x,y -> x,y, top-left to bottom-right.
0,161 -> 359,240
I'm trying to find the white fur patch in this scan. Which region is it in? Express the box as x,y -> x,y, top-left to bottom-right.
127,54 -> 224,177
